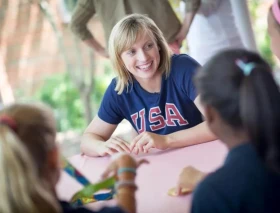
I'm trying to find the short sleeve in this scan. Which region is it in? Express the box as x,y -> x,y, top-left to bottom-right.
183,64 -> 198,101
98,79 -> 123,124
177,54 -> 200,101
191,181 -> 233,213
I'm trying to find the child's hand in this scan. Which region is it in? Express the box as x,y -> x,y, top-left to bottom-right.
101,154 -> 149,179
130,132 -> 169,153
98,137 -> 131,156
175,166 -> 206,195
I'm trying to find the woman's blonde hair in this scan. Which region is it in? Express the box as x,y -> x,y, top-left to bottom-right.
108,14 -> 172,94
0,103 -> 60,213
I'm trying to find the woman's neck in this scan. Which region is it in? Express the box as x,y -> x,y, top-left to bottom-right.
136,71 -> 162,93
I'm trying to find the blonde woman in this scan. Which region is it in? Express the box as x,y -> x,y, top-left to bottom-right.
0,103 -> 145,213
82,14 -> 216,157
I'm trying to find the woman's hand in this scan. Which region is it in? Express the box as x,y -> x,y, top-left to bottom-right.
98,137 -> 131,156
130,132 -> 169,154
176,166 -> 206,195
101,154 -> 149,179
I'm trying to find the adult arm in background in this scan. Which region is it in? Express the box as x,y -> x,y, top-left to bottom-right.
70,0 -> 108,57
175,0 -> 201,46
175,0 -> 222,46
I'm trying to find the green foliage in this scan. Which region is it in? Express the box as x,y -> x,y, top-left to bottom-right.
35,73 -> 85,132
33,66 -> 114,132
259,33 -> 275,66
249,0 -> 275,66
92,62 -> 114,107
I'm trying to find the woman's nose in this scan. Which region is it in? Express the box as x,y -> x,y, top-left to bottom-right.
137,50 -> 148,61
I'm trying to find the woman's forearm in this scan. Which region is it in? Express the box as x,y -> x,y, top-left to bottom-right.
80,133 -> 106,157
167,121 -> 216,148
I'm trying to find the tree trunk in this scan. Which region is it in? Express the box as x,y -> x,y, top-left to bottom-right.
0,53 -> 15,105
38,0 -> 95,125
74,37 -> 94,124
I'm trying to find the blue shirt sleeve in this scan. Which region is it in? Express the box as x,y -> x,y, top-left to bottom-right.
97,79 -> 123,124
182,55 -> 200,101
172,54 -> 201,101
191,181 -> 233,213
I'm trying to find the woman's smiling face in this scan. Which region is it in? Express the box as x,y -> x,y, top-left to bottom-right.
120,31 -> 161,83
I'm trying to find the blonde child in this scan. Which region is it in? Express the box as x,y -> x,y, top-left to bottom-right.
0,103 -> 145,213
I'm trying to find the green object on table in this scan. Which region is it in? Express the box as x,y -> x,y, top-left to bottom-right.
70,176 -> 116,203
61,156 -> 116,206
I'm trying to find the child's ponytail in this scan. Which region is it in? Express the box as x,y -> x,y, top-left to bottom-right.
239,63 -> 280,173
195,49 -> 280,174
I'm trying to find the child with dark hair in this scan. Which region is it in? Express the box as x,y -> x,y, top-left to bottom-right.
179,49 -> 280,213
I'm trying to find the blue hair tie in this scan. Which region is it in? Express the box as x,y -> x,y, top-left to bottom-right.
235,59 -> 256,76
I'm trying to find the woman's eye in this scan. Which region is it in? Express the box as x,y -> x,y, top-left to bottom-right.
146,43 -> 154,50
127,50 -> 136,55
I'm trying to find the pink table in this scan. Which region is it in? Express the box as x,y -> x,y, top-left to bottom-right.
56,140 -> 228,213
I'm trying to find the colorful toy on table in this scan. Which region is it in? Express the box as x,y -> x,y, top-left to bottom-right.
61,157 -> 116,206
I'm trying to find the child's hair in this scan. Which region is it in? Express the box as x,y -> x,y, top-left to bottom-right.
108,14 -> 172,94
270,0 -> 280,32
195,49 -> 280,173
0,103 -> 60,213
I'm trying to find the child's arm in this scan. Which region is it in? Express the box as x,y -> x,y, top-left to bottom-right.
102,154 -> 149,213
175,166 -> 207,196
